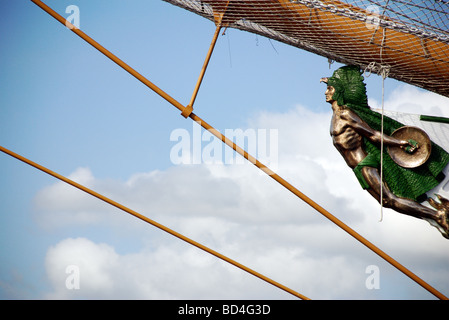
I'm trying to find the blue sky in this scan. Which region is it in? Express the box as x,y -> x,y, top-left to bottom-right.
1,0 -> 449,299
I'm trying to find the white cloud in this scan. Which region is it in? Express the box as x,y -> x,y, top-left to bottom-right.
369,84 -> 449,117
36,85 -> 449,299
33,167 -> 115,228
45,238 -> 118,299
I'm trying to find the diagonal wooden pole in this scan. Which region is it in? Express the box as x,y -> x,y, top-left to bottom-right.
0,144 -> 310,300
30,0 -> 448,300
181,23 -> 222,118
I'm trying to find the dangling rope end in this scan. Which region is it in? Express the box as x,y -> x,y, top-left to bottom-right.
379,206 -> 384,222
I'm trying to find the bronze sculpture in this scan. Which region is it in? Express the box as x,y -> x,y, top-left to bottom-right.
321,66 -> 449,239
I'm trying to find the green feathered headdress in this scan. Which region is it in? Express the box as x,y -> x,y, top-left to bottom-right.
326,66 -> 368,107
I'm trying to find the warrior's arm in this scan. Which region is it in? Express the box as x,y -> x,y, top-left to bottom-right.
343,109 -> 409,147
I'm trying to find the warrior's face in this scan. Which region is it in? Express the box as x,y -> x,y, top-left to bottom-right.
320,77 -> 335,104
325,85 -> 335,103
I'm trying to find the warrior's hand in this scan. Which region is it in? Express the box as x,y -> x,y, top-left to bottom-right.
400,139 -> 419,154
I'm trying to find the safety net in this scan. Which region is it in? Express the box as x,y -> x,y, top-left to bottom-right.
163,0 -> 449,98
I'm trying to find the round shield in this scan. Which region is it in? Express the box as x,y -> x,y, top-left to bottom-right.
387,126 -> 431,168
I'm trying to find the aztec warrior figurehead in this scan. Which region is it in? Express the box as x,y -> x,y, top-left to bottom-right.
321,65 -> 449,239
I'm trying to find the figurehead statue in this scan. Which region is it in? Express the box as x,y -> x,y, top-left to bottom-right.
321,65 -> 449,238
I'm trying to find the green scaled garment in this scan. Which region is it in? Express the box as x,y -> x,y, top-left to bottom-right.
327,66 -> 449,203
349,103 -> 449,203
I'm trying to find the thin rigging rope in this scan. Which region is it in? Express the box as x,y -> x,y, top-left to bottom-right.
379,27 -> 389,222
380,70 -> 385,222
364,62 -> 390,222
380,72 -> 385,222
29,0 -> 448,300
380,22 -> 390,222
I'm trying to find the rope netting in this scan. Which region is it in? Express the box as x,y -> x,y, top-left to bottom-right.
163,0 -> 449,98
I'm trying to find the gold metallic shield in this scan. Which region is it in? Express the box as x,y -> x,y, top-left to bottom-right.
387,126 -> 432,168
